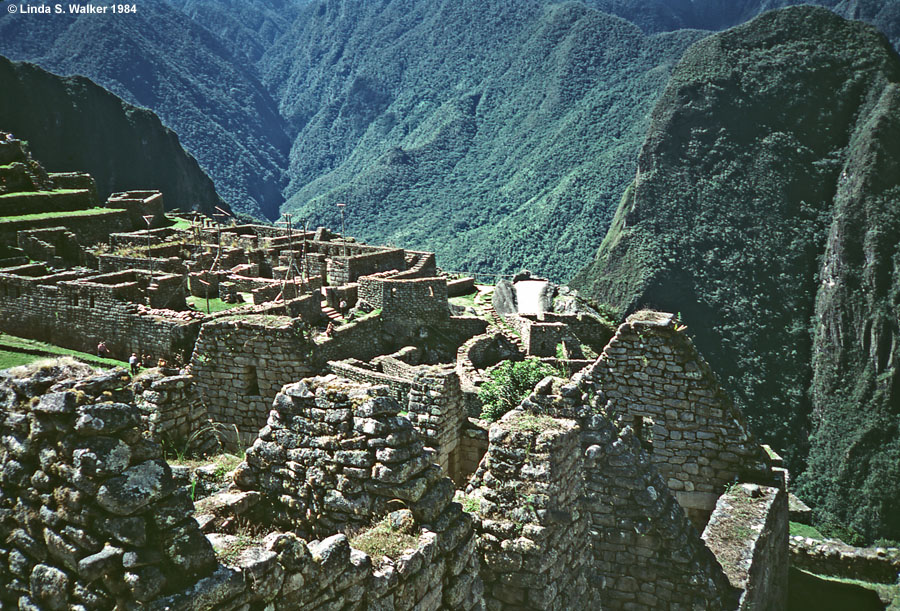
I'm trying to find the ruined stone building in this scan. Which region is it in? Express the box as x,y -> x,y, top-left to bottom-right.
0,147 -> 793,608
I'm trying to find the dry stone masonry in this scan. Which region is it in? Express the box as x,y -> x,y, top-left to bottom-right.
467,410 -> 591,610
231,376 -> 485,610
0,369 -> 218,609
589,310 -> 775,523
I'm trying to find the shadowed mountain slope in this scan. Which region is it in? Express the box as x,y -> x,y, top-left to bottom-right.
0,55 -> 225,215
572,6 -> 900,540
0,0 -> 290,219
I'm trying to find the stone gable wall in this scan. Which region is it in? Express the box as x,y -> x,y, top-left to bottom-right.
588,312 -> 773,511
515,371 -> 742,610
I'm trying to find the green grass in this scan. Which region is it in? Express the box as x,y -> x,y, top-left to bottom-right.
168,216 -> 194,231
0,333 -> 125,370
0,349 -> 41,370
186,295 -> 244,313
0,188 -> 84,200
790,521 -> 825,540
349,516 -> 419,565
0,207 -> 121,223
815,574 -> 900,609
449,292 -> 477,309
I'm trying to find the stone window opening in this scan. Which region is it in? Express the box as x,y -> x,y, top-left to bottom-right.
72,293 -> 79,306
634,415 -> 654,452
89,295 -> 95,308
245,365 -> 260,396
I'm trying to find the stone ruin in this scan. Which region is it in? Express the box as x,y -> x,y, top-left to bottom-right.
0,308 -> 795,609
0,147 -> 816,608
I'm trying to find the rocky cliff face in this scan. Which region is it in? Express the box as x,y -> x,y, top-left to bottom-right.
0,56 -> 226,216
572,6 -> 900,540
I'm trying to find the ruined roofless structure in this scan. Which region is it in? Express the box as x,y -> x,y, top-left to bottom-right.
0,145 -> 793,608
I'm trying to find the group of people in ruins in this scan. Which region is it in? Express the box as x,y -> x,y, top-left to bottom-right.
98,341 -> 173,375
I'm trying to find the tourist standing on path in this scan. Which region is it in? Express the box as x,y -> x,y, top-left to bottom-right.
129,353 -> 139,375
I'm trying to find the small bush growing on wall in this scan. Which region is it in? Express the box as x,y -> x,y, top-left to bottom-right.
478,358 -> 560,422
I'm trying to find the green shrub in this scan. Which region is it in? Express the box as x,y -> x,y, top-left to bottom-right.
478,358 -> 560,422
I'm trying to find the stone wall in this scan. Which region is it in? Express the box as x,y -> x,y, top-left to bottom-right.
17,227 -> 82,266
47,172 -> 99,204
703,484 -> 789,609
0,370 -> 218,609
522,319 -> 568,357
588,311 -> 774,520
328,358 -> 412,404
132,371 -> 219,456
99,254 -> 184,275
447,277 -> 476,297
789,536 -> 900,584
0,209 -> 132,248
0,266 -> 201,362
326,248 -> 406,285
458,419 -> 489,483
0,189 -> 95,217
358,274 -> 449,324
189,315 -> 316,445
467,410 -> 591,610
530,311 -> 616,353
327,360 -> 468,481
405,366 -> 466,480
106,190 -> 166,229
515,371 -> 742,610
323,282 -> 359,310
229,376 -> 485,609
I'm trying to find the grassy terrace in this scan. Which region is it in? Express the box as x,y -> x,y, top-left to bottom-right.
0,206 -> 121,223
186,295 -> 245,313
0,333 -> 125,370
0,188 -> 85,200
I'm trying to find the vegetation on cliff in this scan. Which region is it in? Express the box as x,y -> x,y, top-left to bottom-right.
1,0 -> 897,278
0,0 -> 290,218
0,56 -> 225,216
572,6 -> 900,541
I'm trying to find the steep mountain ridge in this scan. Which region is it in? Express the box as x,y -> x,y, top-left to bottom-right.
572,6 -> 900,540
0,0 -> 290,218
0,55 -> 224,215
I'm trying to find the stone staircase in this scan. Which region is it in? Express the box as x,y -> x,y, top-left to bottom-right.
321,305 -> 343,322
473,286 -> 525,353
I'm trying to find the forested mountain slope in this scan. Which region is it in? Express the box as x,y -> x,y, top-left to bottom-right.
1,0 -> 897,279
0,0 -> 290,218
0,56 -> 225,214
266,0 -> 704,280
572,6 -> 900,541
588,0 -> 899,47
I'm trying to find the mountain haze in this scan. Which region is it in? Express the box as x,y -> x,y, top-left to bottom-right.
572,6 -> 900,541
0,55 -> 224,214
